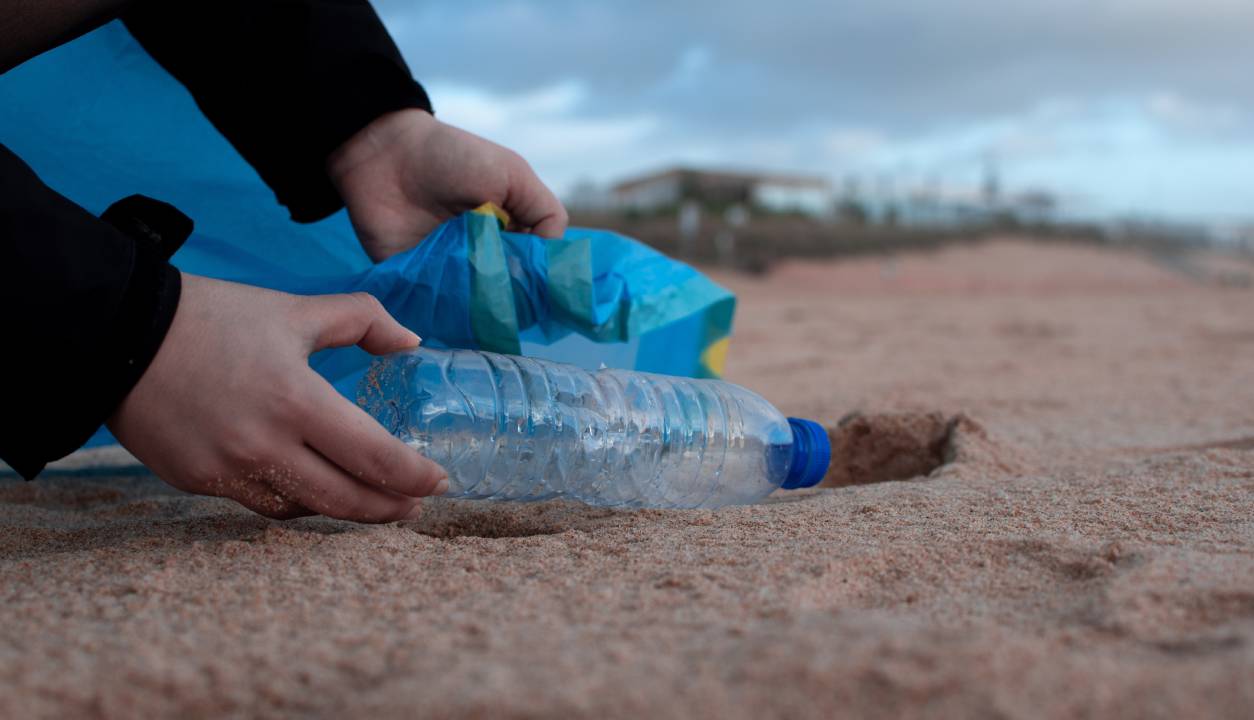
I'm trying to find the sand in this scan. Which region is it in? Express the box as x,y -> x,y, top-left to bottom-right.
2,238 -> 1253,719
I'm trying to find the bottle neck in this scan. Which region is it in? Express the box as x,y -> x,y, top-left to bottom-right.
783,418 -> 831,489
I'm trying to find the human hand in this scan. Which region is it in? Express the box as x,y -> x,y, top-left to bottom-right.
327,109 -> 568,262
107,274 -> 447,522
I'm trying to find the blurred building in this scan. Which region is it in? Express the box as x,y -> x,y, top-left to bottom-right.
611,167 -> 833,217
861,183 -> 1060,228
1008,190 -> 1058,224
565,178 -> 615,212
1212,223 -> 1254,251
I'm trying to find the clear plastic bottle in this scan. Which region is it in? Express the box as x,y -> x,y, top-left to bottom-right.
357,347 -> 830,508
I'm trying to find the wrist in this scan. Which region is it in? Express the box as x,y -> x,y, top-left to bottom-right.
327,108 -> 435,193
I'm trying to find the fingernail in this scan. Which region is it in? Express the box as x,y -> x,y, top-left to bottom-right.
433,476 -> 449,495
402,502 -> 423,521
407,330 -> 422,346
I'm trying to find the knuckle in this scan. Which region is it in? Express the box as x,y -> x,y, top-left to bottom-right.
309,481 -> 365,519
362,441 -> 408,483
270,377 -> 313,416
252,502 -> 298,520
286,293 -> 316,322
413,459 -> 446,495
505,151 -> 535,177
380,498 -> 417,523
350,292 -> 384,315
221,430 -> 268,465
270,503 -> 310,520
387,500 -> 419,523
505,148 -> 527,166
183,466 -> 228,496
325,486 -> 409,523
239,490 -> 302,520
333,497 -> 378,523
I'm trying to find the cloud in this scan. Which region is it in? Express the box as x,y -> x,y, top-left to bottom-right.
426,80 -> 664,186
1145,92 -> 1246,136
373,0 -> 1254,221
823,129 -> 888,160
376,0 -> 1254,129
828,96 -> 1254,221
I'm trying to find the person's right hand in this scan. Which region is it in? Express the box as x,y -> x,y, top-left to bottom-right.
107,273 -> 448,522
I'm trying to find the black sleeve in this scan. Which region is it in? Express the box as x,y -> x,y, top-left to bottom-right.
0,145 -> 182,479
122,0 -> 433,223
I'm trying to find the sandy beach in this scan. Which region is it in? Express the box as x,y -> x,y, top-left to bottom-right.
3,238 -> 1253,718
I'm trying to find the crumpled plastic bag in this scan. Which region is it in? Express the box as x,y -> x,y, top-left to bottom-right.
299,207 -> 736,390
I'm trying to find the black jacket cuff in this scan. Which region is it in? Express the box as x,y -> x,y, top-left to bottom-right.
99,242 -> 183,438
0,145 -> 185,478
280,76 -> 433,224
5,244 -> 181,480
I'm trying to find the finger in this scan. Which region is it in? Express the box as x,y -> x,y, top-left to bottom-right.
300,292 -> 420,355
529,210 -> 568,240
266,446 -> 423,523
214,475 -> 314,520
504,158 -> 568,239
233,480 -> 314,520
301,372 -> 448,498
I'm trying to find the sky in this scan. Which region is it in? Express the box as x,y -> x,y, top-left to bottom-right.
373,0 -> 1254,224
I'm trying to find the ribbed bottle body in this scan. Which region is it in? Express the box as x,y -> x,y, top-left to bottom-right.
358,348 -> 796,508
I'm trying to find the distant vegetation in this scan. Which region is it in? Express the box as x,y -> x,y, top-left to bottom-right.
568,207 -> 1215,274
573,166 -> 1250,272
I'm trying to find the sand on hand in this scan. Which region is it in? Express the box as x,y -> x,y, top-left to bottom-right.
3,238 -> 1254,718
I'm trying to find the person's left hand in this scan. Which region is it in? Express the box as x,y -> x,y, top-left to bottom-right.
328,109 -> 569,262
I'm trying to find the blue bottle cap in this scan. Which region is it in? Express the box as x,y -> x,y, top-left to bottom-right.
783,418 -> 831,490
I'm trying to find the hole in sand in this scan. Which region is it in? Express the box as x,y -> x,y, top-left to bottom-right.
822,411 -> 1018,487
823,412 -> 949,487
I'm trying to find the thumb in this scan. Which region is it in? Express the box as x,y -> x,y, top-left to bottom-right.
301,292 -> 420,355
